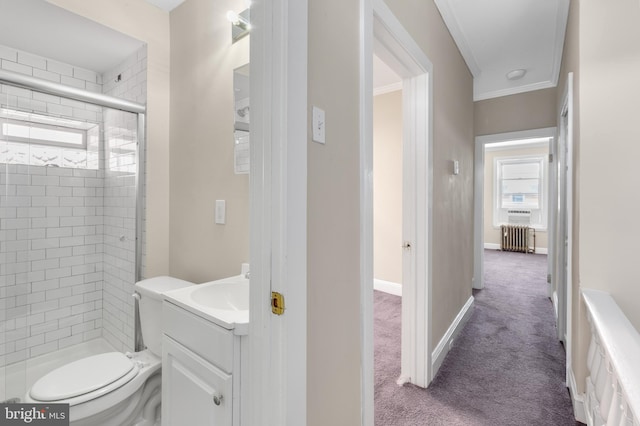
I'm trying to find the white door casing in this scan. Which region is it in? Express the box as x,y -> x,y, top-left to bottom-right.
548,135 -> 558,300
248,0 -> 308,424
558,72 -> 574,383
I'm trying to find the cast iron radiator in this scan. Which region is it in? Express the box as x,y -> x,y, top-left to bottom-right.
500,224 -> 535,253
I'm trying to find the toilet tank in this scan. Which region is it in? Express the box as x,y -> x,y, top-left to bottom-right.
134,276 -> 194,356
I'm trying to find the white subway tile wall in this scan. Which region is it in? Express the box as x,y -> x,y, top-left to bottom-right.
0,44 -> 147,366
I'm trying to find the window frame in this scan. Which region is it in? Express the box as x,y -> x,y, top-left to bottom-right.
493,154 -> 547,230
1,117 -> 88,149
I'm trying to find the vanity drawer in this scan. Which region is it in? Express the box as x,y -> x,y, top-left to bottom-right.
163,301 -> 234,373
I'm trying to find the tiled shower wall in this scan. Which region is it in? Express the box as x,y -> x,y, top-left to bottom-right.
0,165 -> 105,365
0,44 -> 147,366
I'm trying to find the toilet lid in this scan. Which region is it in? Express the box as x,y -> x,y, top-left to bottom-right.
30,352 -> 138,402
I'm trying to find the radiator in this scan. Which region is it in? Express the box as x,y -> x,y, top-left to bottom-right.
500,225 -> 535,253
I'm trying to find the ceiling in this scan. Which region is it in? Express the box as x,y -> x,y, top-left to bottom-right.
0,0 -> 144,73
435,0 -> 570,101
373,55 -> 401,95
145,0 -> 185,12
1,0 -> 568,102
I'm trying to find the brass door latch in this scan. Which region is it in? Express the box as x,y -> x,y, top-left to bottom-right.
271,291 -> 285,315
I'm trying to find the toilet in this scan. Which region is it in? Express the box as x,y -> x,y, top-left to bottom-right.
25,276 -> 194,426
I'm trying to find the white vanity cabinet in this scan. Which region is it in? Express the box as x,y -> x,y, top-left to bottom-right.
161,300 -> 248,426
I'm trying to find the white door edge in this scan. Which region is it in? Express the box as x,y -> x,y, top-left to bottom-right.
249,0 -> 308,424
561,72 -> 574,383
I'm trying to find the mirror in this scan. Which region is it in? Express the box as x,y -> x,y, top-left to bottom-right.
233,63 -> 250,174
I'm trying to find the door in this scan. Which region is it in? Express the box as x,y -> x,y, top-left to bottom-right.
162,336 -> 233,426
547,137 -> 557,300
555,108 -> 570,343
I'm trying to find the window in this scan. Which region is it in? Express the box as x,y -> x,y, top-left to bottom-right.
493,156 -> 547,229
2,120 -> 86,147
0,108 -> 98,169
499,160 -> 541,209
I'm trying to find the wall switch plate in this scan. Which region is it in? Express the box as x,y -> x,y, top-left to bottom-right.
453,160 -> 460,175
312,106 -> 325,144
215,200 -> 226,224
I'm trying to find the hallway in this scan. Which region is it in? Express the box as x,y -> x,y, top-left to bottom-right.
374,250 -> 580,425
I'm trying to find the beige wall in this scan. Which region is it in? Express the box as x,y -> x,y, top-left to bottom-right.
374,90 -> 403,284
168,0 -> 250,283
475,87 -> 558,136
484,146 -> 549,250
568,0 -> 640,394
579,0 -> 640,328
307,0 -> 361,423
48,0 -> 171,278
385,0 -> 474,348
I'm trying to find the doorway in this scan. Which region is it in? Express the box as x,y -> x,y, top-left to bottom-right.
362,1 -> 434,423
473,127 -> 556,291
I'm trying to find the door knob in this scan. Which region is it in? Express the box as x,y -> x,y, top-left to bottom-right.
213,394 -> 223,406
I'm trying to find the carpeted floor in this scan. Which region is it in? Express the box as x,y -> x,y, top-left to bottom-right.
374,249 -> 582,425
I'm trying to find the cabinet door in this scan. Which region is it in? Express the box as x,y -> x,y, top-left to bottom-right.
162,336 -> 233,426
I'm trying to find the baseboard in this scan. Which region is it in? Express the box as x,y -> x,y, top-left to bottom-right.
568,367 -> 587,423
373,279 -> 402,296
431,296 -> 474,380
484,243 -> 501,250
484,243 -> 548,254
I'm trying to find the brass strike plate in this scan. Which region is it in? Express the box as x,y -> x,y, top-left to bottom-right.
271,291 -> 285,315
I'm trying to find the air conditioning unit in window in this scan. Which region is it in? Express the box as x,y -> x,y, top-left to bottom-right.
507,209 -> 531,225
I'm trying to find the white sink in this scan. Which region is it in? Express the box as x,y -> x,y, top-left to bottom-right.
163,275 -> 249,334
189,280 -> 249,311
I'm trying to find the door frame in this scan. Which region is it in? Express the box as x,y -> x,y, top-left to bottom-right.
361,0 -> 434,422
557,72 -> 574,383
473,127 -> 556,291
248,0 -> 308,424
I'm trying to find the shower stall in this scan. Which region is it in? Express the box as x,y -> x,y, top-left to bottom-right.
0,60 -> 146,403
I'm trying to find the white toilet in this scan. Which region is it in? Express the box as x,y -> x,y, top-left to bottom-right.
25,276 -> 194,426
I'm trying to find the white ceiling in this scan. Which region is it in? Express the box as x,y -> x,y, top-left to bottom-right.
1,0 -> 568,102
435,0 -> 570,101
145,0 -> 185,12
373,54 -> 401,95
0,0 -> 145,73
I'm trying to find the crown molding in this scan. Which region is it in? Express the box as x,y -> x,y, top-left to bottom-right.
434,0 -> 481,77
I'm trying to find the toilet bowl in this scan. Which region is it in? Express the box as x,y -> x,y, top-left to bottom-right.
25,276 -> 194,426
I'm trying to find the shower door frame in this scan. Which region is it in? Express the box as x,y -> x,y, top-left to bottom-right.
0,68 -> 147,351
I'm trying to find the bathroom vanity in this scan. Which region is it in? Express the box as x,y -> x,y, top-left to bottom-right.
161,275 -> 249,426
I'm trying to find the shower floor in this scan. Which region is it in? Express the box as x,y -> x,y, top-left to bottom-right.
0,338 -> 117,402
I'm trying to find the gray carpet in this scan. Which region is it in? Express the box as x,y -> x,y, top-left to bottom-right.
374,249 -> 582,425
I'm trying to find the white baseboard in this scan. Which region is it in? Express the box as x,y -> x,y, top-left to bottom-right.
431,296 -> 474,380
484,243 -> 501,250
373,279 -> 402,296
484,242 -> 548,254
568,367 -> 587,423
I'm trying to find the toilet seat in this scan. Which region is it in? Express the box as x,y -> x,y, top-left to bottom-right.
29,352 -> 140,406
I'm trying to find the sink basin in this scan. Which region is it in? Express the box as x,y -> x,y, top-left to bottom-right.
163,275 -> 249,333
189,281 -> 248,311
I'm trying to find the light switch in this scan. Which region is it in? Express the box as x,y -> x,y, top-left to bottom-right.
312,106 -> 325,144
215,200 -> 226,224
